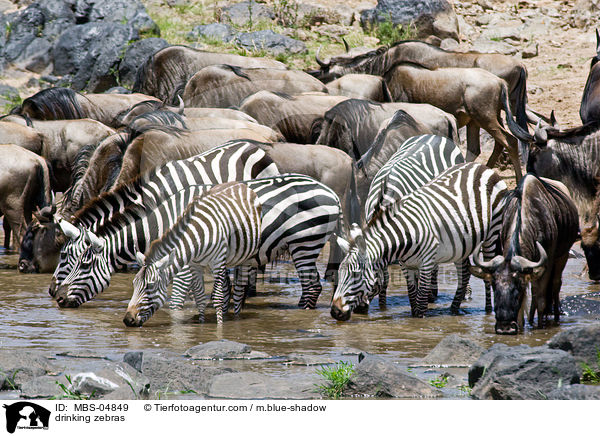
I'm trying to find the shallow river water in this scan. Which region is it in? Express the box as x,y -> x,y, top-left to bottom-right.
1,239 -> 599,375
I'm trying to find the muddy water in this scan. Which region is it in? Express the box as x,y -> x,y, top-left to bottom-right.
1,240 -> 599,374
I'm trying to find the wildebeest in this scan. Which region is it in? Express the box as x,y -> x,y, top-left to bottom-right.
470,174 -> 578,334
325,74 -> 392,102
310,40 -> 531,130
0,144 -> 52,249
0,120 -> 42,154
12,87 -> 160,128
384,63 -> 530,179
240,91 -> 348,143
314,98 -> 457,162
528,121 -> 600,280
182,65 -> 327,108
133,45 -> 287,104
580,30 -> 600,124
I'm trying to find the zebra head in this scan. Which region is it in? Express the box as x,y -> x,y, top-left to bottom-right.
124,252 -> 172,327
51,223 -> 110,308
330,225 -> 376,321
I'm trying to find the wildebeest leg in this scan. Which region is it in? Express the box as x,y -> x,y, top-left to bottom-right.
450,259 -> 470,314
549,253 -> 569,323
2,218 -> 10,249
3,209 -> 24,251
465,123 -> 480,162
428,265 -> 439,302
531,271 -> 552,329
486,125 -> 523,181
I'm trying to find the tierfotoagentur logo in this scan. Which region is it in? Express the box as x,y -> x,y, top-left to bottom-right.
3,402 -> 50,433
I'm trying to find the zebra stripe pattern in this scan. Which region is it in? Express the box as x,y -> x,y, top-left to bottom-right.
362,134 -> 465,307
49,140 -> 279,308
125,182 -> 262,325
331,162 -> 507,320
52,174 -> 341,312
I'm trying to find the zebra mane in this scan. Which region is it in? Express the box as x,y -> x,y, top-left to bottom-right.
14,87 -> 90,120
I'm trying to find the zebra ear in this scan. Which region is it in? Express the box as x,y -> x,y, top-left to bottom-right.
154,253 -> 172,270
332,234 -> 351,254
350,223 -> 366,253
86,230 -> 105,251
135,251 -> 146,266
58,219 -> 81,239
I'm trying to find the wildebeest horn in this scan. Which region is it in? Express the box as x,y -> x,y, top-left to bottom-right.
511,242 -> 547,273
472,242 -> 504,271
550,110 -> 558,128
533,120 -> 548,144
59,219 -> 81,239
342,37 -> 350,52
177,95 -> 184,115
86,230 -> 105,251
315,46 -> 329,68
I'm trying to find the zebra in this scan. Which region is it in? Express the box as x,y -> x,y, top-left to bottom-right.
330,162 -> 507,320
49,140 -> 279,308
52,174 -> 341,311
358,134 -> 465,310
125,182 -> 263,326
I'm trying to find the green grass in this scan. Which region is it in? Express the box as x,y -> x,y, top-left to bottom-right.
428,374 -> 449,389
457,384 -> 472,395
369,14 -> 416,46
581,350 -> 600,384
315,361 -> 354,399
0,369 -> 21,390
50,375 -> 96,400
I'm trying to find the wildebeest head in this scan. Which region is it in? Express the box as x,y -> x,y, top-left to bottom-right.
470,242 -> 547,335
308,45 -> 386,83
18,205 -> 64,273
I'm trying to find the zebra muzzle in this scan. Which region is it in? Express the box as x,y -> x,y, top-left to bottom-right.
123,311 -> 143,327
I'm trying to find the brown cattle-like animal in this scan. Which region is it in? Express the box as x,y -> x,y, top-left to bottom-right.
325,74 -> 392,102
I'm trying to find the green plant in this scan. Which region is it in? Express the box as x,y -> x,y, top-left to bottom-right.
581,350 -> 600,384
429,374 -> 449,388
273,0 -> 300,28
457,384 -> 472,394
0,369 -> 21,390
51,375 -> 95,400
5,22 -> 12,39
315,361 -> 354,399
370,14 -> 415,45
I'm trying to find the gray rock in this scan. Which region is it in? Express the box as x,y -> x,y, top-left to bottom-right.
478,25 -> 525,43
471,37 -> 518,55
17,37 -> 52,73
0,84 -> 19,100
0,7 -> 45,63
187,23 -> 236,43
440,37 -> 459,51
469,344 -> 580,400
345,355 -> 442,398
234,30 -> 307,55
360,0 -> 459,41
20,375 -> 63,399
0,350 -> 57,390
118,37 -> 169,88
420,334 -> 485,367
208,372 -> 321,399
104,86 -> 131,94
547,325 -> 600,366
123,351 -> 143,372
185,339 -> 251,360
52,22 -> 139,92
69,361 -> 150,398
141,352 -> 233,394
221,1 -> 275,26
547,384 -> 600,400
74,0 -> 159,36
522,43 -> 539,59
284,354 -> 336,366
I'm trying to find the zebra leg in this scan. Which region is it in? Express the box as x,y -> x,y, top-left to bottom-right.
188,266 -> 208,322
378,267 -> 389,308
233,265 -> 252,315
221,270 -> 232,314
428,265 -> 439,302
414,261 -> 437,317
293,259 -> 321,309
211,266 -> 228,324
245,267 -> 258,300
450,259 -> 471,314
482,241 -> 496,313
405,269 -> 418,311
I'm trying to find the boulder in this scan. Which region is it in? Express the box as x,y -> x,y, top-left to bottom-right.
547,384 -> 600,400
221,1 -> 275,26
360,0 -> 459,41
187,23 -> 236,43
68,361 -> 150,398
208,372 -> 321,399
0,7 -> 46,63
19,375 -> 63,399
141,352 -> 233,394
118,37 -> 169,88
52,22 -> 138,92
0,84 -> 20,109
123,351 -> 143,372
469,344 -> 580,400
345,354 -> 442,398
547,325 -> 600,367
0,350 -> 57,390
471,37 -> 519,56
185,339 -> 254,360
234,30 -> 307,55
420,334 -> 485,367
73,0 -> 159,36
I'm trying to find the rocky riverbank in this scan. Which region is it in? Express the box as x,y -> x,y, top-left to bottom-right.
1,325 -> 597,400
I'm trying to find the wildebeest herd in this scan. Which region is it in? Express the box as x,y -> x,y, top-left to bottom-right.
2,35 -> 600,335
